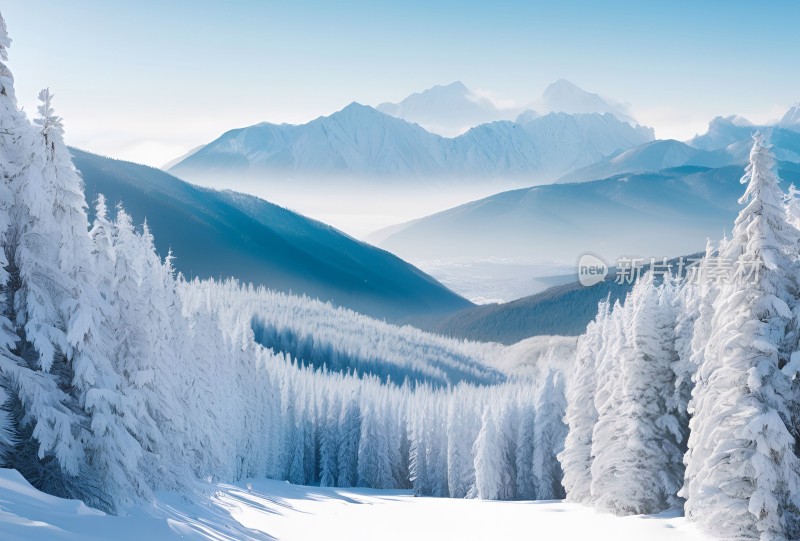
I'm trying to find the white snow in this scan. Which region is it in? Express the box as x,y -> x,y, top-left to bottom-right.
0,468 -> 706,541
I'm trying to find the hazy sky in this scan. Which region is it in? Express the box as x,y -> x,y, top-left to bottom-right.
3,0 -> 800,167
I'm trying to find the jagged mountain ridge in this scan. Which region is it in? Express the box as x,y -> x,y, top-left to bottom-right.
169,102 -> 654,181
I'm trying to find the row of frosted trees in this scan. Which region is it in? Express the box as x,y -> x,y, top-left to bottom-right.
560,133 -> 800,540
242,284 -> 505,388
0,12 -> 571,513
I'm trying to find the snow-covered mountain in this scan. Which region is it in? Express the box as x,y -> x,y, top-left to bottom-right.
688,115 -> 800,164
168,103 -> 654,182
534,79 -> 637,124
561,108 -> 800,184
688,115 -> 758,150
558,139 -> 733,183
73,148 -> 472,320
376,81 -> 514,136
375,79 -> 640,136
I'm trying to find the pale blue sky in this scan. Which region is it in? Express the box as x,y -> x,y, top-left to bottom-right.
3,0 -> 799,166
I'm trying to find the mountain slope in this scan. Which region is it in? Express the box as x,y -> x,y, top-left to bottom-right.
558,139 -> 734,183
72,148 -> 472,320
169,104 -> 653,182
408,277 -> 632,344
375,163 -> 800,265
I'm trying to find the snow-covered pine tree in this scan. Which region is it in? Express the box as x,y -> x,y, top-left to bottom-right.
0,47 -> 87,501
473,405 -> 514,500
532,368 -> 567,500
409,393 -> 431,496
597,279 -> 684,514
0,9 -> 22,467
319,393 -> 340,487
514,400 -> 536,500
589,300 -> 628,506
426,396 -> 450,497
288,394 -> 308,485
38,90 -> 149,512
392,392 -> 412,490
447,388 -> 479,498
337,397 -> 361,487
109,207 -> 165,490
558,299 -> 608,502
357,400 -> 393,489
684,133 -> 800,540
133,222 -> 191,489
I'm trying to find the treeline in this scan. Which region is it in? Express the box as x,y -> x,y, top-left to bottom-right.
228,283 -> 506,388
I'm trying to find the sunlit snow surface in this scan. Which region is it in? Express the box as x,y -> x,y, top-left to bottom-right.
0,468 -> 706,541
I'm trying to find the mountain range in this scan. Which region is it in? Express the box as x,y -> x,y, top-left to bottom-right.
369,107 -> 800,302
163,80 -> 800,307
561,117 -> 800,183
168,101 -> 653,183
374,79 -> 637,136
72,149 -> 471,320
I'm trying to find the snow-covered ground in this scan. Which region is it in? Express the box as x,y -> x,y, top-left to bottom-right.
0,468 -> 705,541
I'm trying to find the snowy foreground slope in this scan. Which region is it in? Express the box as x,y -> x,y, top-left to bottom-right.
0,468 -> 705,541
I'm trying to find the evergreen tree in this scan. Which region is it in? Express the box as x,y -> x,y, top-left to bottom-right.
473,406 -> 512,500
532,369 -> 567,500
319,394 -> 340,487
0,44 -> 86,501
558,300 -> 608,502
337,398 -> 360,488
357,402 -> 393,488
684,134 -> 800,540
447,390 -> 478,498
589,301 -> 628,506
514,402 -> 536,500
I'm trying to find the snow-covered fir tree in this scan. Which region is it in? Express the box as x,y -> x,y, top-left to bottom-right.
683,133 -> 800,540
558,299 -> 608,503
602,279 -> 684,514
532,368 -> 567,500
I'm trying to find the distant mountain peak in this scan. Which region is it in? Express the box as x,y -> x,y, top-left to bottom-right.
542,79 -> 585,98
709,114 -> 753,128
435,81 -> 470,92
338,101 -> 376,115
536,79 -> 637,125
376,82 -> 512,136
515,109 -> 540,124
780,103 -> 800,128
324,102 -> 401,125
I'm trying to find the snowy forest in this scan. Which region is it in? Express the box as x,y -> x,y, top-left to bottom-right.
2,9 -> 800,541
